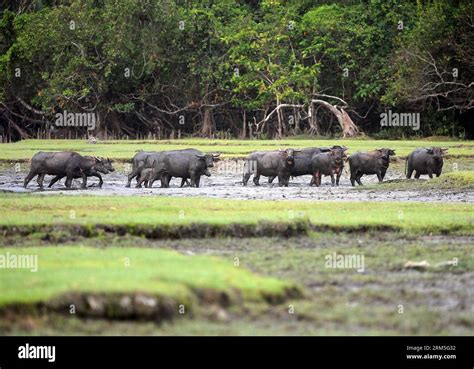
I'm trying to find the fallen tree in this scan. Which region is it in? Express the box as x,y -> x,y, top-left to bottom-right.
255,94 -> 362,139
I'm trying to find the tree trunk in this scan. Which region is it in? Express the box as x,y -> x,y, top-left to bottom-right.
310,99 -> 360,138
276,97 -> 283,139
307,104 -> 320,136
241,109 -> 247,139
200,106 -> 215,137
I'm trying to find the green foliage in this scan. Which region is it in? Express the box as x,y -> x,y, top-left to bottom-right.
0,0 -> 471,139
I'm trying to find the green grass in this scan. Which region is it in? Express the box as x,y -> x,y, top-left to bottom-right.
2,235 -> 473,335
0,195 -> 472,234
360,171 -> 474,191
0,246 -> 295,308
0,138 -> 472,161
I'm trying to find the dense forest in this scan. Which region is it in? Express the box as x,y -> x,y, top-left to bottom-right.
0,0 -> 472,141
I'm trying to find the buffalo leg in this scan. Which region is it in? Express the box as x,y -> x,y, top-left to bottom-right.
253,174 -> 260,186
160,174 -> 170,188
92,173 -> 103,188
277,175 -> 283,187
242,172 -> 251,186
376,171 -> 383,183
356,173 -> 363,186
23,170 -> 37,188
268,176 -> 276,184
148,177 -> 157,188
136,172 -> 148,188
48,175 -> 64,188
126,165 -> 144,187
350,170 -> 357,186
126,170 -> 136,187
65,173 -> 74,188
336,171 -> 342,186
330,173 -> 335,186
36,173 -> 45,189
414,171 -> 421,179
81,172 -> 88,189
313,171 -> 320,187
190,173 -> 199,187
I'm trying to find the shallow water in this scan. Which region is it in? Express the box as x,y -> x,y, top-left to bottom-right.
1,161 -> 472,203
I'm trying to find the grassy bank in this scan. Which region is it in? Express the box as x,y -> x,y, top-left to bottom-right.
0,195 -> 472,235
0,246 -> 299,317
0,138 -> 473,161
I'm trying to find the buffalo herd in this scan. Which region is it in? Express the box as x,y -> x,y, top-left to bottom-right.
22,146 -> 448,189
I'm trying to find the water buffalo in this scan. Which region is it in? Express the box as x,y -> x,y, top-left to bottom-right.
126,151 -> 159,187
406,147 -> 448,179
48,157 -> 114,188
242,149 -> 299,187
23,151 -> 111,189
127,151 -> 191,188
267,146 -> 347,184
348,148 -> 396,186
311,148 -> 347,186
136,167 -> 154,188
151,149 -> 219,188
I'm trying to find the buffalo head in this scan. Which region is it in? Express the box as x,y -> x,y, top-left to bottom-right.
279,148 -> 300,167
426,147 -> 447,163
91,157 -> 115,174
196,153 -> 220,168
375,148 -> 396,159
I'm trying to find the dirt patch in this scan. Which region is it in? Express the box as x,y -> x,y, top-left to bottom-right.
0,286 -> 303,324
0,220 -> 312,240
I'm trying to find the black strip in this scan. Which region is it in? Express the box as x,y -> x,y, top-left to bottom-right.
0,336 -> 472,369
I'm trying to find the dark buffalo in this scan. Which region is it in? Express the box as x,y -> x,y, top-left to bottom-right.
311,148 -> 347,186
348,148 -> 396,186
23,151 -> 111,189
127,151 -> 191,188
48,157 -> 114,188
406,147 -> 447,179
242,149 -> 299,187
268,146 -> 347,184
151,149 -> 219,188
126,151 -> 159,187
136,167 -> 154,188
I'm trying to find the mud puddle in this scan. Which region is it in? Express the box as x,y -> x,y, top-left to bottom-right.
0,162 -> 472,202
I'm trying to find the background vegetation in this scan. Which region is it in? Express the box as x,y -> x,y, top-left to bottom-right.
1,0 -> 472,141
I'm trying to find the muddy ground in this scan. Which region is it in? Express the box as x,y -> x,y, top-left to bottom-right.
0,160 -> 472,202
